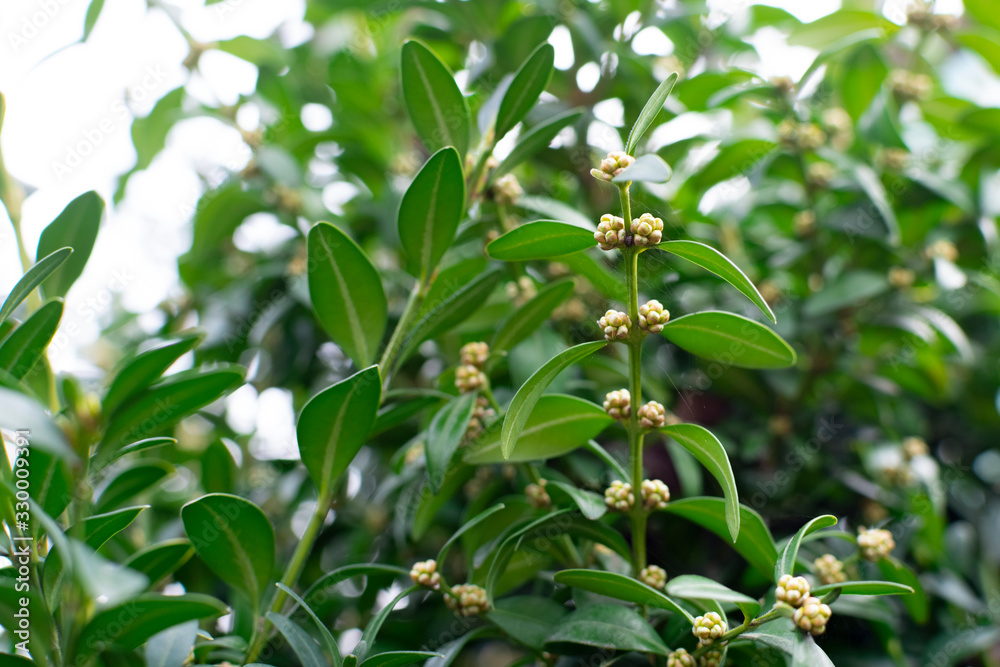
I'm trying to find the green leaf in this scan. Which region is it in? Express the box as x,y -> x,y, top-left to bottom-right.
303,564 -> 409,608
0,299 -> 63,379
660,423 -> 740,541
425,628 -> 498,667
495,43 -> 555,140
108,436 -> 177,464
558,251 -> 625,302
100,366 -> 246,452
812,580 -> 915,597
791,633 -> 835,667
123,539 -> 194,585
775,515 -> 838,581
0,387 -> 74,459
400,41 -> 470,157
95,462 -> 173,511
77,593 -> 227,654
787,10 -> 891,48
665,574 -> 761,618
129,87 -> 184,175
0,247 -> 72,324
297,365 -> 381,495
500,343 -> 608,459
852,163 -> 900,244
308,222 -> 387,368
103,332 -> 204,418
437,503 -> 506,565
487,220 -> 596,261
355,586 -> 419,660
960,0 -> 1000,32
544,603 -> 671,656
469,394 -> 612,464
546,480 -> 606,520
803,270 -> 889,317
486,596 -> 568,649
145,620 -> 199,667
426,392 -> 477,493
35,190 -> 104,298
360,652 -> 442,667
491,109 -> 583,182
688,139 -> 775,192
612,154 -> 673,184
663,497 -> 777,577
267,612 -> 327,667
277,583 -> 342,667
626,72 -> 679,155
181,493 -> 275,607
492,279 -> 574,354
657,240 -> 775,323
661,311 -> 796,369
877,557 -> 928,623
553,569 -> 694,623
398,147 -> 465,280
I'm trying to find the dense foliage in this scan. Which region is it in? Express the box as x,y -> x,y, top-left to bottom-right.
2,1 -> 1000,666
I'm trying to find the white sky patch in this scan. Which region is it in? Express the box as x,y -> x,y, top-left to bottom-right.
248,387 -> 299,460
632,26 -> 674,56
322,181 -> 361,216
234,212 -> 298,253
548,25 -> 575,70
743,26 -> 818,81
225,384 -> 260,435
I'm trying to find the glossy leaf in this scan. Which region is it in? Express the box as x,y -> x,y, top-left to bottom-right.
663,497 -> 778,577
660,423 -> 740,541
77,593 -> 227,654
486,596 -> 568,649
398,147 -> 465,280
308,222 -> 387,368
661,311 -> 796,369
35,190 -> 104,298
558,251 -> 625,302
277,583 -> 342,667
95,461 -> 173,511
181,493 -> 275,607
103,331 -> 204,418
492,279 -> 574,354
123,539 -> 195,585
657,240 -> 776,322
108,436 -> 177,464
304,563 -> 409,607
297,365 -> 381,495
612,153 -> 673,184
437,503 -> 506,565
360,652 -> 442,667
553,569 -> 694,623
145,620 -> 199,667
267,612 -> 327,667
0,247 -> 72,324
626,72 -> 679,155
426,392 -> 477,493
791,633 -> 835,667
495,43 -> 555,139
877,557 -> 928,623
491,109 -> 583,181
812,580 -> 915,596
468,394 -> 612,463
665,574 -> 761,618
487,220 -> 596,261
775,515 -> 838,581
544,603 -> 670,656
0,299 -> 63,379
547,480 -> 606,520
400,41 -> 469,156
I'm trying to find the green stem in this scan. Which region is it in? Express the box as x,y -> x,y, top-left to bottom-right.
380,280 -> 426,386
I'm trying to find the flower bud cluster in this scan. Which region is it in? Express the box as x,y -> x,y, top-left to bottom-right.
639,565 -> 667,590
525,479 -> 551,509
598,310 -> 631,341
637,401 -> 666,429
692,612 -> 727,646
630,213 -> 664,246
595,214 -> 627,251
409,560 -> 441,590
857,527 -> 895,561
603,389 -> 631,419
591,151 -> 635,182
776,574 -> 810,607
793,597 -> 832,635
445,584 -> 490,616
813,554 -> 848,585
638,299 -> 668,333
641,479 -> 670,510
604,480 -> 634,512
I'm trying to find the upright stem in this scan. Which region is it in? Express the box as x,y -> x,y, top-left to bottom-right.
380,279 -> 425,385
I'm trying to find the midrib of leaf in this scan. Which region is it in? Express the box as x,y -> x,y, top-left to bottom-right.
685,504 -> 773,560
200,503 -> 259,604
501,64 -> 546,133
478,413 -> 604,457
501,229 -> 585,251
0,311 -> 56,373
411,53 -> 450,149
667,321 -> 784,361
319,380 -> 359,496
316,229 -> 367,364
419,158 -> 446,279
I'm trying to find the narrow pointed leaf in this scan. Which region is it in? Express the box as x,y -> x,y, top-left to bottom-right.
181,493 -> 275,608
663,497 -> 777,577
398,147 -> 465,280
492,279 -> 574,354
487,220 -> 596,261
553,569 -> 694,622
544,603 -> 670,656
426,392 -> 477,493
267,612 -> 327,667
775,515 -> 838,581
660,423 -> 740,541
77,593 -> 227,654
546,480 -> 606,520
355,586 -> 418,661
107,436 -> 177,464
35,190 -> 104,298
308,222 -> 387,368
486,596 -> 569,649
626,72 -> 679,155
303,564 -> 409,607
658,240 -> 775,322
661,311 -> 796,369
0,299 -> 63,379
400,40 -> 470,156
277,583 -> 343,667
500,342 -> 607,460
103,332 -> 204,418
297,365 -> 381,495
495,43 -> 555,139
0,247 -> 72,324
491,109 -> 583,181
665,574 -> 761,618
612,153 -> 673,184
812,580 -> 915,596
437,503 -> 506,565
360,652 -> 442,667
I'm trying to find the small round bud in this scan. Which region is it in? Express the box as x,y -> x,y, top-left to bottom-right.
525,479 -> 551,509
506,276 -> 537,307
813,554 -> 847,585
641,479 -> 670,510
598,310 -> 631,341
638,299 -> 669,333
493,174 -> 523,206
603,389 -> 631,419
857,527 -> 895,561
877,147 -> 910,172
404,442 -> 425,465
637,401 -> 666,429
692,612 -> 727,646
592,151 -> 635,182
460,341 -> 490,368
667,648 -> 696,667
793,210 -> 816,237
926,238 -> 958,261
595,213 -> 628,251
639,565 -> 667,591
888,266 -> 916,289
630,213 -> 664,246
793,596 -> 832,636
776,574 -> 811,607
455,364 -> 486,393
465,396 -> 495,440
902,436 -> 928,460
699,650 -> 723,667
604,480 -> 634,512
889,69 -> 932,102
409,560 -> 441,590
445,584 -> 490,616
806,161 -> 835,189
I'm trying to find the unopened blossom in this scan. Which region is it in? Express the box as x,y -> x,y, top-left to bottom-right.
858,527 -> 895,561
667,648 -> 695,667
793,596 -> 832,635
776,574 -> 811,607
638,299 -> 668,333
637,400 -> 666,429
813,554 -> 848,585
604,480 -> 634,512
699,651 -> 723,667
598,310 -> 631,341
595,213 -> 628,251
630,213 -> 664,246
902,436 -> 928,460
641,479 -> 670,510
692,612 -> 727,645
409,560 -> 440,590
493,174 -> 523,206
603,389 -> 631,419
460,341 -> 489,368
465,397 -> 495,440
591,151 -> 635,182
525,479 -> 551,509
455,364 -> 486,393
445,584 -> 490,616
639,565 -> 667,590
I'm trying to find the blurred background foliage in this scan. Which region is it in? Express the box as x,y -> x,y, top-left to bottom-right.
5,0 -> 1000,664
